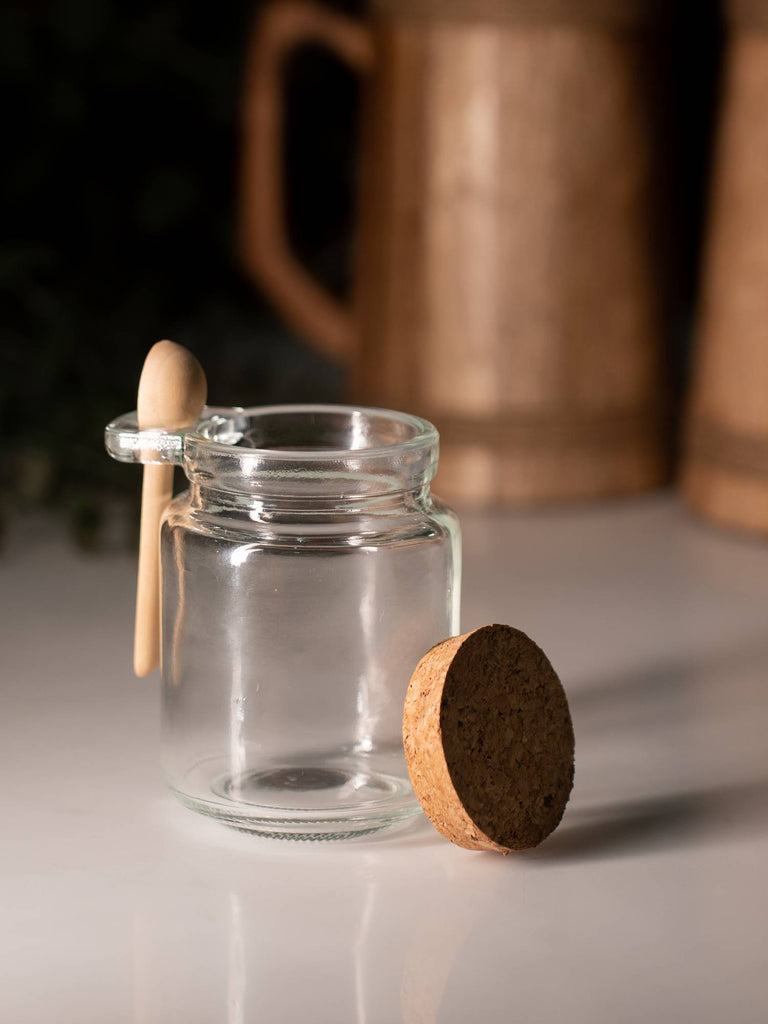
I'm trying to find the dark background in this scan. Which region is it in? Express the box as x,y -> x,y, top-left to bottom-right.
0,0 -> 722,545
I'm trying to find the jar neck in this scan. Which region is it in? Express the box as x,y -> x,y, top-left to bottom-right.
188,480 -> 433,517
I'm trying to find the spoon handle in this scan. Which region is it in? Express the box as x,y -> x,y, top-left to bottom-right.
134,463 -> 174,677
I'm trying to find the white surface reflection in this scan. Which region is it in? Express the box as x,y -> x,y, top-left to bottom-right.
4,500 -> 768,1024
125,816 -> 502,1024
354,878 -> 376,1024
228,893 -> 245,1024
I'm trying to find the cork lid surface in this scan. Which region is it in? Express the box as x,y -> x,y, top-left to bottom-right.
403,624 -> 575,853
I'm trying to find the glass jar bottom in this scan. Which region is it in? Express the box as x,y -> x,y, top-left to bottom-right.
168,755 -> 421,840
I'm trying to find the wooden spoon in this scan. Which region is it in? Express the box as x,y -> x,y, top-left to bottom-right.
134,340 -> 207,677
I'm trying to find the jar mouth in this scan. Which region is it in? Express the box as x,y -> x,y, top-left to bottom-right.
192,404 -> 438,462
106,404 -> 440,504
186,404 -> 439,504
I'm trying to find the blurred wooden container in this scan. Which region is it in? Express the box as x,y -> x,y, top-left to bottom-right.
683,0 -> 768,534
240,0 -> 671,505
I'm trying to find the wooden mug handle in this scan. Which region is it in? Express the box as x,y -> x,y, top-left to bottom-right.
239,0 -> 374,362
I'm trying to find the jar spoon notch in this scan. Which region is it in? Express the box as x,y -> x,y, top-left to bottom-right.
134,340 -> 207,677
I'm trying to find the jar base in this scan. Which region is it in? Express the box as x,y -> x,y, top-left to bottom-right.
169,758 -> 421,841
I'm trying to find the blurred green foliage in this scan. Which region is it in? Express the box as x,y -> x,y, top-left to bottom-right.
0,0 -> 359,547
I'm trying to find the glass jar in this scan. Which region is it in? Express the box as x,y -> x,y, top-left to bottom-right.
106,405 -> 461,839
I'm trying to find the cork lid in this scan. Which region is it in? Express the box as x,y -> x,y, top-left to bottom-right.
403,624 -> 575,854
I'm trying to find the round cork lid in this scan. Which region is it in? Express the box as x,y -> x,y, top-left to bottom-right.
403,624 -> 575,853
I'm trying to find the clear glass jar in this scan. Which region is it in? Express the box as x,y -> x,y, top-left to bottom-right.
106,405 -> 461,839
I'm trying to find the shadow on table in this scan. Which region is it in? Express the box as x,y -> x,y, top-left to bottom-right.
532,626 -> 768,863
527,779 -> 768,863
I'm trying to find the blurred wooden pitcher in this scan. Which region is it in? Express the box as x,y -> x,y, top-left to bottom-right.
683,0 -> 768,535
240,0 -> 670,504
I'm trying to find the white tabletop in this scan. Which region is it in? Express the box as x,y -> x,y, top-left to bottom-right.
2,496 -> 767,1023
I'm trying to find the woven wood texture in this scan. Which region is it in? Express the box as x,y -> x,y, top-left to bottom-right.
683,33 -> 768,534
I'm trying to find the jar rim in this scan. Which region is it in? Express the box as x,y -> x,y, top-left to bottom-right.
188,403 -> 439,463
105,403 -> 439,468
181,404 -> 441,503
105,403 -> 441,501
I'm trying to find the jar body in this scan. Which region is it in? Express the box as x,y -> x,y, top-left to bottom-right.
160,472 -> 460,840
